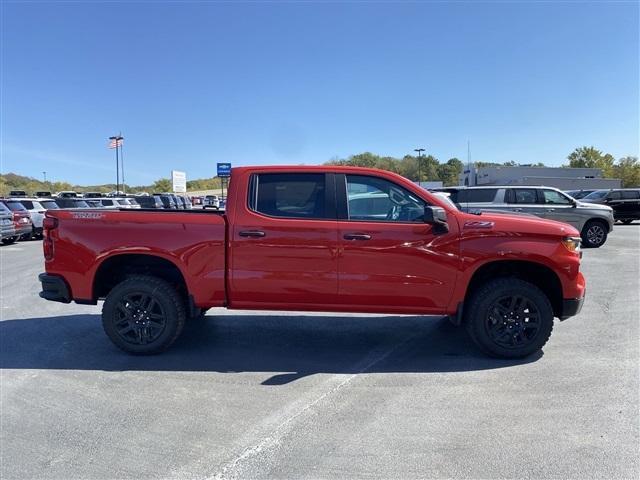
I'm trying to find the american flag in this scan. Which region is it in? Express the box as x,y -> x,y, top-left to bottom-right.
108,137 -> 123,149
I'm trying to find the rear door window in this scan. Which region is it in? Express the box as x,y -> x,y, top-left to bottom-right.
252,173 -> 328,219
621,190 -> 640,199
20,201 -> 35,210
465,189 -> 498,203
507,189 -> 539,204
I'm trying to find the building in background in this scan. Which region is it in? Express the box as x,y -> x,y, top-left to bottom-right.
459,165 -> 621,190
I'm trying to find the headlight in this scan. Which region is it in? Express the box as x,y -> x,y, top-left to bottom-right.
562,236 -> 581,253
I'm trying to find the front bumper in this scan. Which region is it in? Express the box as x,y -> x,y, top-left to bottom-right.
39,273 -> 71,303
559,292 -> 585,320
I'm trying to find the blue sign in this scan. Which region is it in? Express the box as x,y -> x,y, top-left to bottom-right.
217,162 -> 231,177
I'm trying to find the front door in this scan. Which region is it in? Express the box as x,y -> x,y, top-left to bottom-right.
229,172 -> 339,308
537,189 -> 582,229
336,174 -> 459,314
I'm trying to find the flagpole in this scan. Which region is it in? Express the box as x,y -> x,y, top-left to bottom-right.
120,133 -> 125,194
116,140 -> 120,194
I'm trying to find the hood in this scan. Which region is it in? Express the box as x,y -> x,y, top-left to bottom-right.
576,200 -> 612,211
459,211 -> 580,237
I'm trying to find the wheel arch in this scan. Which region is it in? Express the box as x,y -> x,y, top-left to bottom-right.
93,253 -> 189,302
463,259 -> 563,320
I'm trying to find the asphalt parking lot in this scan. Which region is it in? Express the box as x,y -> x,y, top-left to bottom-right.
1,227 -> 639,480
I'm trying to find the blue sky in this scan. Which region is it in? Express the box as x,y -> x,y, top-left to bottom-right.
2,1 -> 638,186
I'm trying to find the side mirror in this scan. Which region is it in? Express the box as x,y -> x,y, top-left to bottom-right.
424,206 -> 449,233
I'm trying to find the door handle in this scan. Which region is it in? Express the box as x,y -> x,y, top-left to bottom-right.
511,208 -> 523,212
343,233 -> 371,241
239,230 -> 266,238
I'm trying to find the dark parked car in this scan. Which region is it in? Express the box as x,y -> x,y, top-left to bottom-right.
54,198 -> 90,209
154,194 -> 177,209
135,196 -> 165,209
581,188 -> 640,224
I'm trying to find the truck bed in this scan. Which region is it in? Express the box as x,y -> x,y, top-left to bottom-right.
45,208 -> 227,307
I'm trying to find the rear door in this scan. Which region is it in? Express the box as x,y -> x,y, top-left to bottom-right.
505,188 -> 547,218
229,172 -> 339,307
605,190 -> 623,216
336,173 -> 458,313
620,190 -> 640,218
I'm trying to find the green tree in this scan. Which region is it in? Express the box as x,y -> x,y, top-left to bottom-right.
438,158 -> 464,186
567,146 -> 616,177
613,156 -> 640,187
152,178 -> 172,192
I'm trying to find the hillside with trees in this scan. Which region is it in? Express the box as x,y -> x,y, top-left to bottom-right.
2,146 -> 638,196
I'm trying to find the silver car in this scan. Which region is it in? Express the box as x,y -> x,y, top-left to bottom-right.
1,202 -> 17,245
439,186 -> 615,248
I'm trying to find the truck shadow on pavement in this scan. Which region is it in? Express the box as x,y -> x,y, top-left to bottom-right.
0,313 -> 541,384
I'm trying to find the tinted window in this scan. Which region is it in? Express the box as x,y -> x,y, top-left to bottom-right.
608,191 -> 622,200
346,175 -> 425,222
509,189 -> 538,204
39,200 -> 59,209
464,189 -> 498,203
254,173 -> 327,219
4,201 -> 28,212
20,201 -> 35,210
102,199 -> 114,206
622,190 -> 640,200
542,190 -> 572,205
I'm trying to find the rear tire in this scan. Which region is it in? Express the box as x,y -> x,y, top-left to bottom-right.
464,278 -> 554,359
581,220 -> 608,248
621,219 -> 634,225
1,236 -> 17,245
102,275 -> 186,355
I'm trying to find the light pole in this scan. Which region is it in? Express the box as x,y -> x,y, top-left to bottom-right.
42,171 -> 47,183
414,148 -> 425,183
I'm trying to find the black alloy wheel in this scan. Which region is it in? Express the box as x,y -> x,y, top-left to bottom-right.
485,295 -> 541,350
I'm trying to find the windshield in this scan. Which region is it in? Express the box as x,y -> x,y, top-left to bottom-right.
582,190 -> 609,200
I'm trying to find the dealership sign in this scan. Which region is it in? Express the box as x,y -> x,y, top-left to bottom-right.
171,170 -> 187,193
217,163 -> 231,177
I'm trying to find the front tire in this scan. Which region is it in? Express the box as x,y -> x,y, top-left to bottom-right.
621,219 -> 634,225
464,278 -> 554,358
102,275 -> 186,354
581,220 -> 608,248
1,236 -> 17,245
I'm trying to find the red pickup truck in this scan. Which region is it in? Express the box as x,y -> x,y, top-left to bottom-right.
39,166 -> 585,358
